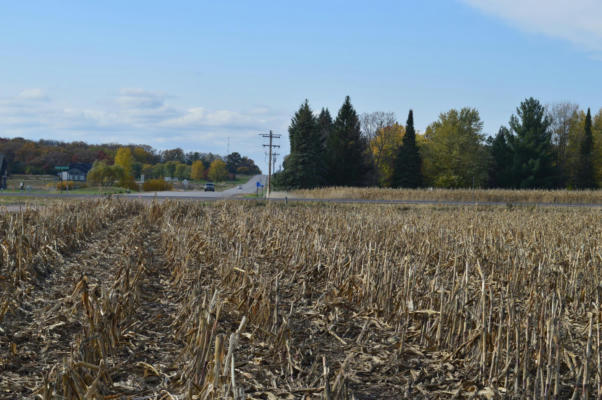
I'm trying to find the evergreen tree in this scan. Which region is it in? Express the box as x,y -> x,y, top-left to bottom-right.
326,96 -> 371,186
281,100 -> 325,188
488,126 -> 513,188
317,108 -> 333,150
575,108 -> 596,188
392,110 -> 422,188
507,97 -> 557,188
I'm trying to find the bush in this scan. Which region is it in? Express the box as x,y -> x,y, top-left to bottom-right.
143,179 -> 173,192
57,181 -> 86,191
118,175 -> 139,191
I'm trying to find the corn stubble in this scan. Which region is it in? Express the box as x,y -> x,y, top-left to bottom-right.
0,199 -> 601,399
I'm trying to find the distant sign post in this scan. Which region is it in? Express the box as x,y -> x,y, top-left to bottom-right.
256,181 -> 264,197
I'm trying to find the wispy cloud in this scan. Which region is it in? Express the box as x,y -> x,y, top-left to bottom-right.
18,88 -> 49,101
462,0 -> 602,52
116,88 -> 167,109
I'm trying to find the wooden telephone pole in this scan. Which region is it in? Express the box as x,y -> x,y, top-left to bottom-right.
260,130 -> 280,198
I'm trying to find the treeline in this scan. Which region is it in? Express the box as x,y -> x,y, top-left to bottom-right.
276,96 -> 602,189
0,138 -> 260,179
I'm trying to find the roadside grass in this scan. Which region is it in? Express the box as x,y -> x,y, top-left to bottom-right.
290,186 -> 602,204
61,186 -> 129,195
0,196 -> 78,207
240,192 -> 265,199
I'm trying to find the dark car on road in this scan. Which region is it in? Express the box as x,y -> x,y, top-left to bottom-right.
204,182 -> 215,192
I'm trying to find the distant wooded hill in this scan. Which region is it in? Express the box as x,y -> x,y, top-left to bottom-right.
0,137 -> 260,178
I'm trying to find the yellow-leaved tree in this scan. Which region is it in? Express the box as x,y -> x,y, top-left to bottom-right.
208,159 -> 228,182
369,123 -> 404,187
113,147 -> 138,190
191,160 -> 205,181
114,147 -> 134,177
421,108 -> 489,188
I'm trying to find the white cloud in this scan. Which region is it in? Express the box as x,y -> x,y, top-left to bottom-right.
462,0 -> 602,51
18,88 -> 49,101
0,88 -> 287,167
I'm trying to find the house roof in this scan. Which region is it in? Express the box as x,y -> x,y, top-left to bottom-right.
69,163 -> 92,173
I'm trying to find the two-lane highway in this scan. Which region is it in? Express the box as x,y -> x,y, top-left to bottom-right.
128,174 -> 266,199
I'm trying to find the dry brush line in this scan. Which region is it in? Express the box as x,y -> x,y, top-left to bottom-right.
292,186 -> 602,205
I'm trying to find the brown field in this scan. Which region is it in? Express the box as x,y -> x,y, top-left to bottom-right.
0,199 -> 601,399
291,186 -> 602,205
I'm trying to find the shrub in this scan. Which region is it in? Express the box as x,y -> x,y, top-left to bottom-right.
57,181 -> 86,191
118,175 -> 139,191
143,179 -> 173,192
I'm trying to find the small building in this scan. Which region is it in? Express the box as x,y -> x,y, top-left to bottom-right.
0,154 -> 7,189
57,163 -> 92,182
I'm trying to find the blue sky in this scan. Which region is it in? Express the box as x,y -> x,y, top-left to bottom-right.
1,0 -> 602,171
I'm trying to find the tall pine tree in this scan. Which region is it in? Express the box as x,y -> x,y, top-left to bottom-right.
326,96 -> 371,186
317,108 -> 333,151
575,108 -> 596,188
280,100 -> 325,188
507,97 -> 557,188
392,110 -> 422,188
487,126 -> 513,188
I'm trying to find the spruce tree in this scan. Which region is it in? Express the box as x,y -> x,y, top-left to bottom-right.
488,126 -> 513,188
317,108 -> 333,151
281,100 -> 324,188
575,108 -> 596,188
392,110 -> 422,188
507,97 -> 557,188
326,96 -> 371,186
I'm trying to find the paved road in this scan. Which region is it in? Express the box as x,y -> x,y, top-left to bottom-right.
130,174 -> 266,198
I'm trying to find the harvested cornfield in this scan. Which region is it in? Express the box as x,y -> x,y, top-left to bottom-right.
1,199 -> 601,399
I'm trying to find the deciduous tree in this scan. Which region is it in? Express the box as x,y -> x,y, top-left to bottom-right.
547,103 -> 579,186
114,147 -> 134,177
191,160 -> 205,180
422,108 -> 489,188
208,159 -> 228,182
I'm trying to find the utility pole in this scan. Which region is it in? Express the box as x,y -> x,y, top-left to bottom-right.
260,130 -> 280,198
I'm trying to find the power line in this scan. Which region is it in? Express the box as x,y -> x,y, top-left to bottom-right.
259,130 -> 280,198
